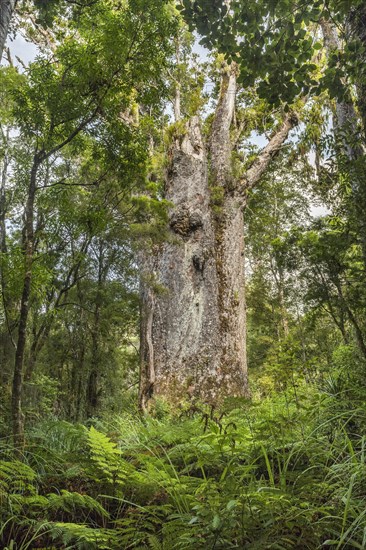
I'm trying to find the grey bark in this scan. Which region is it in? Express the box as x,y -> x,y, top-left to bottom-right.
173,84 -> 181,122
241,113 -> 299,191
139,116 -> 223,405
320,19 -> 362,156
209,66 -> 248,402
0,0 -> 17,62
173,42 -> 181,122
139,67 -> 298,407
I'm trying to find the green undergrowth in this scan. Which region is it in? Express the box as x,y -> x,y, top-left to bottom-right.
1,377 -> 366,549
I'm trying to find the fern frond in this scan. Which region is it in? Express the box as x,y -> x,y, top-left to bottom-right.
0,460 -> 37,496
46,490 -> 109,519
49,522 -> 118,549
86,426 -> 131,487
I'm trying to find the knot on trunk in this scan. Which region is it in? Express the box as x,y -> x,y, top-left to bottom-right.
170,208 -> 203,236
193,254 -> 205,272
289,112 -> 299,126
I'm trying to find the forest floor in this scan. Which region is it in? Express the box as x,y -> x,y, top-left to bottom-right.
1,369 -> 366,549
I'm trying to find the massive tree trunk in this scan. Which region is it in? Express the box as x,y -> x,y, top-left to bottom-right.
0,0 -> 17,61
139,67 -> 298,408
139,115 -> 223,407
209,67 -> 248,402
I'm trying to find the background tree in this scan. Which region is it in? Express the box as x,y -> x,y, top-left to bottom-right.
0,0 -> 175,446
245,151 -> 312,369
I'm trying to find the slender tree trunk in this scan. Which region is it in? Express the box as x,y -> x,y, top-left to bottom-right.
0,127 -> 8,256
330,306 -> 349,345
68,278 -> 88,420
278,277 -> 289,338
271,261 -> 289,339
0,0 -> 17,61
86,240 -> 105,417
139,67 -> 298,407
347,5 -> 366,137
347,307 -> 366,359
139,274 -> 157,410
0,126 -> 15,387
24,241 -> 90,383
12,154 -> 40,449
334,278 -> 366,359
315,267 -> 350,344
321,18 -> 366,267
69,322 -> 86,421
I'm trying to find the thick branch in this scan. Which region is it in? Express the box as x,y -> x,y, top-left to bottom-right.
173,38 -> 181,122
210,63 -> 237,186
0,0 -> 17,62
42,107 -> 100,161
320,17 -> 341,50
241,112 -> 298,191
24,237 -> 91,381
27,12 -> 56,52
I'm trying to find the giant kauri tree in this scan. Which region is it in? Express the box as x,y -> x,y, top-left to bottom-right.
137,0 -> 366,408
139,63 -> 299,408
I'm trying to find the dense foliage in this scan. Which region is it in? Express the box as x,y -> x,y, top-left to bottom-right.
1,0 -> 366,548
2,376 -> 366,549
180,0 -> 366,105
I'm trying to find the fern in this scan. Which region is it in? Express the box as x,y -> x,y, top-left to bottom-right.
0,460 -> 37,496
86,426 -> 129,487
2,381 -> 366,549
46,490 -> 109,520
48,522 -> 118,549
7,493 -> 49,514
147,534 -> 164,550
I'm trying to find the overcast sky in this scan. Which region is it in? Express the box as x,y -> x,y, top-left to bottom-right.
7,34 -> 38,65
